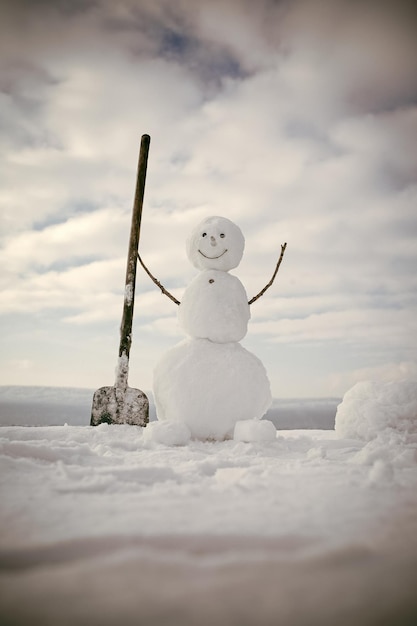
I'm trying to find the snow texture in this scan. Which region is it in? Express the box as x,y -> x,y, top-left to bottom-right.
154,338 -> 272,440
124,283 -> 133,305
115,352 -> 129,389
143,420 -> 191,446
0,381 -> 417,625
335,380 -> 417,440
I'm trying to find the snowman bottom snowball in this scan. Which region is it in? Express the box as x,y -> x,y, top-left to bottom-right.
153,338 -> 272,441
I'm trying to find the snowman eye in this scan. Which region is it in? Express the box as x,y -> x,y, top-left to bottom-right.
220,233 -> 225,238
202,232 -> 207,237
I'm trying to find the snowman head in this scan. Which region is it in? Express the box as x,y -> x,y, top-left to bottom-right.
186,216 -> 245,271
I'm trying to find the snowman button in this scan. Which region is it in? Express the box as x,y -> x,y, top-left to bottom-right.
209,279 -> 215,284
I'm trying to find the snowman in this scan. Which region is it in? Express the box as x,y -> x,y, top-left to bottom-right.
151,216 -> 277,442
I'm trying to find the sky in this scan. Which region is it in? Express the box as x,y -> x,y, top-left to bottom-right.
1,0 -> 416,398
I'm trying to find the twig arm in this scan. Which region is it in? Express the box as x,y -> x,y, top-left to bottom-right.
138,242 -> 286,308
137,253 -> 180,305
248,242 -> 287,305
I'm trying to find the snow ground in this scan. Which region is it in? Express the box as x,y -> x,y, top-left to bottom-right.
0,386 -> 416,625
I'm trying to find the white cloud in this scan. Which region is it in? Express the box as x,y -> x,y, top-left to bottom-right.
329,361 -> 417,397
0,0 -> 416,394
0,208 -> 131,274
251,307 -> 417,348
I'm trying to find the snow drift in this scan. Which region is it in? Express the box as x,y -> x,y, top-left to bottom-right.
335,379 -> 417,440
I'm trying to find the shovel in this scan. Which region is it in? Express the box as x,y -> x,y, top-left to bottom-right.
91,134 -> 151,426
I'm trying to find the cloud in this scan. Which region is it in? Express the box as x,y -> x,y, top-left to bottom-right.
329,360 -> 417,396
281,0 -> 417,110
251,307 -> 417,348
333,107 -> 417,187
0,0 -> 416,393
1,208 -> 130,273
0,258 -> 122,315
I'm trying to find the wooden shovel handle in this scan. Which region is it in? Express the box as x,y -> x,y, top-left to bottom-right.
119,134 -> 151,360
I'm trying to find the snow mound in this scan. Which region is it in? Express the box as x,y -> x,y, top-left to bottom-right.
335,380 -> 417,441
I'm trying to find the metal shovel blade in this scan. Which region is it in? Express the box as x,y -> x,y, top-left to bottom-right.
91,386 -> 148,426
90,134 -> 151,427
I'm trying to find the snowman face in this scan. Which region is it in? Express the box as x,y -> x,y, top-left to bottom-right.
186,216 -> 245,271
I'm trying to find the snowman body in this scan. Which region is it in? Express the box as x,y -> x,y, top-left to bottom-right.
178,270 -> 249,343
153,216 -> 272,440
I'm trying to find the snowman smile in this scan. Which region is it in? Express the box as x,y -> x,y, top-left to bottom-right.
198,249 -> 228,259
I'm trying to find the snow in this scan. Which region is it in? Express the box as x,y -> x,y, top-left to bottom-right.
143,420 -> 191,446
335,379 -> 417,440
153,338 -> 271,440
186,216 -> 245,271
154,216 -> 271,440
124,283 -> 134,305
0,383 -> 416,625
233,418 -> 277,442
178,270 -> 250,342
115,352 -> 129,388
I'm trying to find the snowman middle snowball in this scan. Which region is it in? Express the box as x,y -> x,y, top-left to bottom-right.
153,216 -> 272,441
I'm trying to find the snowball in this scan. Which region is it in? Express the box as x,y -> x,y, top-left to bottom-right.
335,380 -> 417,441
186,216 -> 245,271
142,421 -> 191,446
178,270 -> 250,342
233,419 -> 276,443
153,338 -> 272,441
